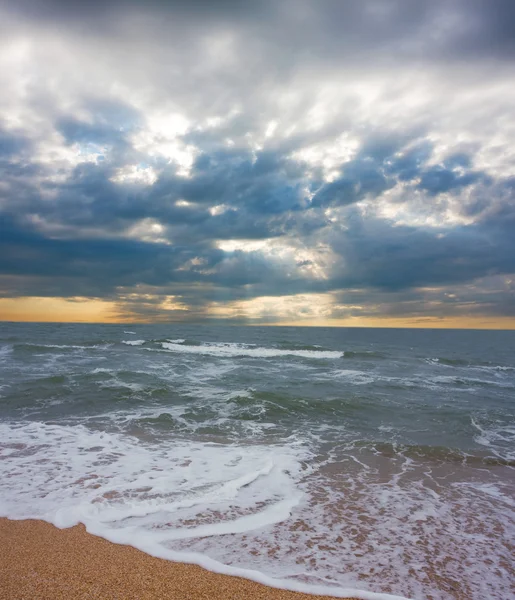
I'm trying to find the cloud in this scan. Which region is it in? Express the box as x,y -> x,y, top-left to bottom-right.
6,1 -> 515,64
0,0 -> 514,324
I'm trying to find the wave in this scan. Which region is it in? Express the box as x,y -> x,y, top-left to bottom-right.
474,364 -> 515,373
0,344 -> 12,360
343,350 -> 388,359
362,440 -> 515,467
426,357 -> 514,371
159,341 -> 343,359
90,367 -> 116,375
426,357 -> 471,367
128,391 -> 388,432
117,337 -> 343,358
324,370 -> 513,391
276,342 -> 386,359
276,341 -> 325,351
424,374 -> 514,389
471,417 -> 515,461
13,342 -> 112,352
326,369 -> 377,385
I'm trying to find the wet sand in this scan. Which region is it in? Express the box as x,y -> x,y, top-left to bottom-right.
0,518 -> 363,600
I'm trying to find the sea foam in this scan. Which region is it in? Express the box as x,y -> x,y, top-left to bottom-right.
0,420 -> 410,600
122,340 -> 146,346
2,418 -> 513,600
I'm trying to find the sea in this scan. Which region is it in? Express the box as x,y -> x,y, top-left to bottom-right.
0,322 -> 514,600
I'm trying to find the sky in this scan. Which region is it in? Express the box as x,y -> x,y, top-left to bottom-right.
1,0 -> 515,328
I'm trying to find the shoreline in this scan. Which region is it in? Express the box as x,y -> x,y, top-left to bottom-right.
0,518 -> 395,600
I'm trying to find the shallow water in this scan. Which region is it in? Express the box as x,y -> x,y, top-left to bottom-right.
0,323 -> 514,599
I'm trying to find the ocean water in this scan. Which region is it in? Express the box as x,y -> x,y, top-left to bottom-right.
0,323 -> 514,600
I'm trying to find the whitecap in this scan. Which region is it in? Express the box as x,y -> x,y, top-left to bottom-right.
160,341 -> 343,359
0,345 -> 12,360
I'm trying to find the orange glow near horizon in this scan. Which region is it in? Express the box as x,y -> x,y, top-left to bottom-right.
0,297 -> 117,324
277,316 -> 515,330
1,296 -> 515,329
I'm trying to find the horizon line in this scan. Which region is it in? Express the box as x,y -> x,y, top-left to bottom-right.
1,319 -> 515,332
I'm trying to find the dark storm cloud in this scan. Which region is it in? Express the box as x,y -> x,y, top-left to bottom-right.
5,147 -> 309,243
6,0 -> 270,22
4,0 -> 515,64
329,278 -> 515,322
416,165 -> 489,197
0,208 -> 301,302
158,148 -> 308,215
326,208 -> 515,291
0,215 -> 185,289
312,141 -> 491,208
0,129 -> 31,157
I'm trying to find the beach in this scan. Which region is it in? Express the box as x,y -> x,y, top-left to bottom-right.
0,518 -> 362,600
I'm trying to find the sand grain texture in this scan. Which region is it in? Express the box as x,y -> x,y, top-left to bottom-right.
0,518 -> 362,600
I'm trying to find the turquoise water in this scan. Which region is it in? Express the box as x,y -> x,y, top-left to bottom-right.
1,323 -> 514,599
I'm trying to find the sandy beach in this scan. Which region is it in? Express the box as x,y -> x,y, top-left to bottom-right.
0,518 -> 363,600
